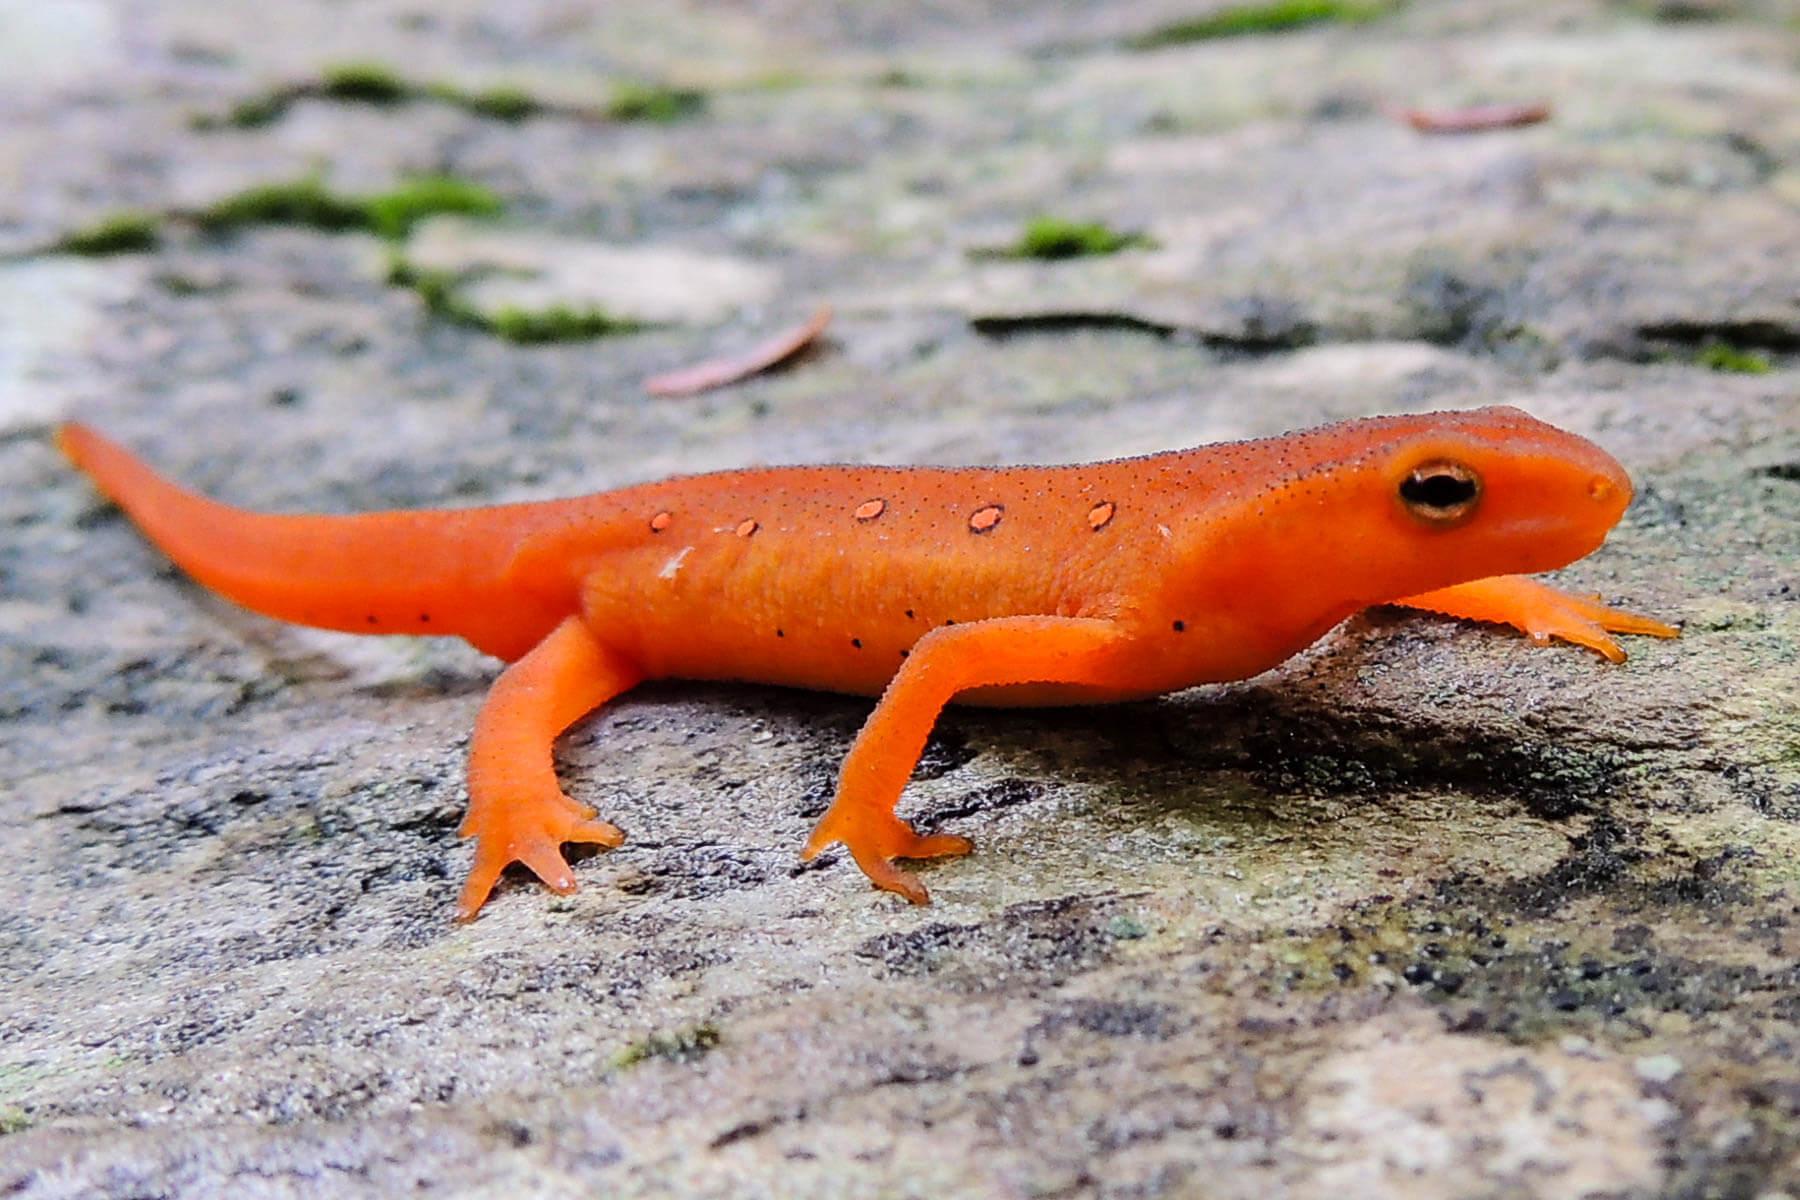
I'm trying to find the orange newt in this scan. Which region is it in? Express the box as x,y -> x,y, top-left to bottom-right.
55,407 -> 1677,919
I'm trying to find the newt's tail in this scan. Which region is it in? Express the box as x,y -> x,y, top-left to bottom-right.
56,423 -> 573,660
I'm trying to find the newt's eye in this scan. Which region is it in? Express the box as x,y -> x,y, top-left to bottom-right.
1399,459 -> 1481,526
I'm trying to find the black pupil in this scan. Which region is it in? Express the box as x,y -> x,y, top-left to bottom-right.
1402,471 -> 1476,509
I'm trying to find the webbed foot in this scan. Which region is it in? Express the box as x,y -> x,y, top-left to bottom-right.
802,812 -> 971,905
1394,575 -> 1679,662
455,794 -> 623,922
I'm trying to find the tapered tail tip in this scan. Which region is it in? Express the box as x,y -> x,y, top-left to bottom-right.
53,421 -> 94,466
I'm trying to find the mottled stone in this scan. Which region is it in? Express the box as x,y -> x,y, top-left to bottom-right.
2,1 -> 1797,1197
406,220 -> 781,326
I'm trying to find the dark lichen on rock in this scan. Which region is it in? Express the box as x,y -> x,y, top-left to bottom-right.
1154,693 -> 1627,821
1269,813 -> 1789,1046
610,1024 -> 722,1071
854,893 -> 1147,987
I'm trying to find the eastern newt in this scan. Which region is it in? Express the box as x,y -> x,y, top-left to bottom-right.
55,407 -> 1677,918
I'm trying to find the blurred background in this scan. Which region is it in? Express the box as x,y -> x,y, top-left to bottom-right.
2,2 -> 1796,1196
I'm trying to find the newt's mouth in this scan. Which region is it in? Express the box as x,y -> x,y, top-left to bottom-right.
1585,457 -> 1633,526
1588,469 -> 1630,509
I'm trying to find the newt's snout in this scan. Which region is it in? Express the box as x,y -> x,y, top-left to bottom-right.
1582,450 -> 1634,530
1587,468 -> 1628,511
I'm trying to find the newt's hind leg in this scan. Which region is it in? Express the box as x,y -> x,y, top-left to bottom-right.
802,616 -> 1127,905
455,616 -> 642,921
1392,575 -> 1678,663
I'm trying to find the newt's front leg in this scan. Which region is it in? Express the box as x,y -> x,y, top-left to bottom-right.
802,616 -> 1129,903
456,615 -> 642,921
1392,575 -> 1678,662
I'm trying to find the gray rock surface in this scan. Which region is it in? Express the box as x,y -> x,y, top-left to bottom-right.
2,1 -> 1797,1196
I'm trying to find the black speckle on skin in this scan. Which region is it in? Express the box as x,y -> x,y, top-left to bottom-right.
776,629 -> 785,638
1172,620 -> 1186,633
851,638 -> 863,649
366,615 -> 377,624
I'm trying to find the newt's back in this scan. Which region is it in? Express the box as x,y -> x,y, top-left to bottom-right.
578,461 -> 1160,694
566,406 -> 1646,696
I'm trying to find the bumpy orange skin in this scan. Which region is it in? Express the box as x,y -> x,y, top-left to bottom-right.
56,407 -> 1676,917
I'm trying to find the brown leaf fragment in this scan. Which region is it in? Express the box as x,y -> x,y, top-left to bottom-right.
1392,101 -> 1552,134
644,305 -> 833,397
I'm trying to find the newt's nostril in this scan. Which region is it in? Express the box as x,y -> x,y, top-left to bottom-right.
1588,475 -> 1617,504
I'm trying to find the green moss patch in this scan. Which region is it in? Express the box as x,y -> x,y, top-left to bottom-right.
1272,894 -> 1771,1042
318,61 -> 410,104
211,94 -> 289,129
384,257 -> 484,328
489,304 -> 640,343
605,81 -> 707,123
385,256 -> 642,343
197,176 -> 502,240
1128,0 -> 1389,49
385,257 -> 459,307
362,176 -> 504,239
53,212 -> 162,256
458,85 -> 543,122
194,62 -> 701,129
609,1024 -> 721,1071
1695,341 -> 1773,375
196,178 -> 367,234
992,217 -> 1154,260
1106,914 -> 1150,940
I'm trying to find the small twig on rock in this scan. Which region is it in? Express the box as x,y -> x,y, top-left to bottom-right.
644,306 -> 833,397
1390,101 -> 1552,134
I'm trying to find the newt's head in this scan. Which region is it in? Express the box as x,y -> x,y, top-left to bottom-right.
1367,405 -> 1633,582
1223,405 -> 1637,616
